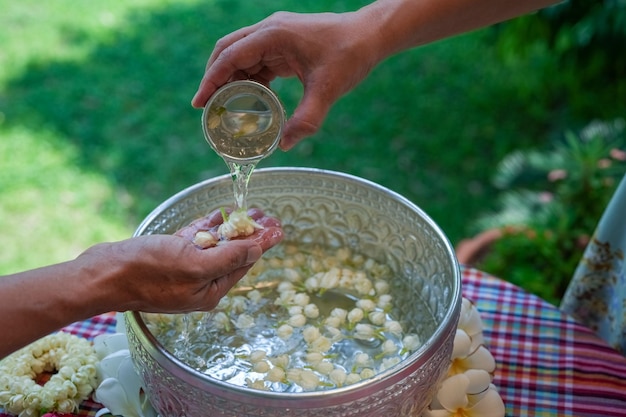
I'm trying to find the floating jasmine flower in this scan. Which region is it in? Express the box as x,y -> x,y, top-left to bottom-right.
288,305 -> 303,316
324,316 -> 342,329
305,352 -> 324,365
299,370 -> 321,391
330,308 -> 348,323
304,276 -> 320,292
235,314 -> 255,329
286,368 -> 303,384
378,294 -> 393,311
374,280 -> 390,295
338,275 -> 354,289
277,281 -> 295,293
265,367 -> 286,383
309,258 -> 325,273
325,326 -> 343,342
275,290 -> 296,306
276,324 -> 294,340
268,257 -> 283,269
380,340 -> 398,356
384,320 -> 403,336
329,368 -> 348,386
368,311 -> 387,326
246,378 -> 268,391
348,308 -> 364,324
216,296 -> 231,310
320,269 -> 340,291
360,368 -> 376,379
249,350 -> 267,363
302,326 -> 322,343
354,352 -> 371,368
309,335 -> 332,353
313,361 -> 334,375
231,296 -> 248,314
356,299 -> 376,312
345,373 -> 361,385
288,314 -> 307,328
402,334 -> 421,353
283,268 -> 301,282
353,276 -> 374,295
247,289 -> 262,303
270,355 -> 290,369
379,357 -> 401,371
212,312 -> 230,331
304,303 -> 320,318
253,361 -> 270,373
293,293 -> 310,307
354,323 -> 376,340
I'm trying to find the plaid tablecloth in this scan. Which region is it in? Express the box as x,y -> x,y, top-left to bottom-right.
65,266 -> 626,417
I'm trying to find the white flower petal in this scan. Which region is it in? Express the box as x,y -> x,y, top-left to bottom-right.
467,387 -> 505,417
464,369 -> 492,395
117,357 -> 145,397
94,333 -> 129,359
437,373 -> 470,411
94,378 -> 134,416
459,298 -> 484,337
463,346 -> 496,373
98,350 -> 132,379
469,332 -> 485,353
452,329 -> 472,359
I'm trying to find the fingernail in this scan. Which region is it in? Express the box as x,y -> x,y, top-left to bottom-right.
191,92 -> 200,108
246,245 -> 262,264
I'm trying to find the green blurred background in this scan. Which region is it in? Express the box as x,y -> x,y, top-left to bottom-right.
1,0 -> 624,299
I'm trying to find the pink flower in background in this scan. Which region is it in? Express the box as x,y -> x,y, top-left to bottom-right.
547,169 -> 567,182
538,192 -> 554,203
610,148 -> 626,161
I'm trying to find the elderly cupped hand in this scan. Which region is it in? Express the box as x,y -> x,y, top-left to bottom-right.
80,207 -> 283,315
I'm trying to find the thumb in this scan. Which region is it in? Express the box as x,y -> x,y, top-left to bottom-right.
202,239 -> 263,274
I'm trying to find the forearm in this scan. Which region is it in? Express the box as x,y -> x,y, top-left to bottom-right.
357,0 -> 561,61
1,258 -> 116,358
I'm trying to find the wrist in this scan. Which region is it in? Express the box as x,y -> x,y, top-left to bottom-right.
70,242 -> 129,315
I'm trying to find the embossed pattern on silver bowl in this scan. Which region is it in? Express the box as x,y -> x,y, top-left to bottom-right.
125,167 -> 462,417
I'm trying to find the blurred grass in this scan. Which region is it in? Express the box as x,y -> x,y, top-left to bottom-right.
0,0 -> 623,276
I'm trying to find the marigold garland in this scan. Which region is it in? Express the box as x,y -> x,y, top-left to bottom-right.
0,332 -> 99,417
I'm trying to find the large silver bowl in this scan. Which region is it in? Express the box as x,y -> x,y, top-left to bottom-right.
125,167 -> 461,417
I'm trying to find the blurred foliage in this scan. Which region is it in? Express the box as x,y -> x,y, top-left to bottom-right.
472,119 -> 626,304
492,0 -> 626,119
